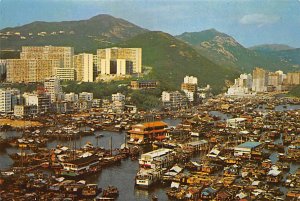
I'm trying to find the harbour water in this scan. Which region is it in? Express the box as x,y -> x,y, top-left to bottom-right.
0,118 -> 180,200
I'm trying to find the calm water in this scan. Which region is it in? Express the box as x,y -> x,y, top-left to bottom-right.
0,118 -> 180,200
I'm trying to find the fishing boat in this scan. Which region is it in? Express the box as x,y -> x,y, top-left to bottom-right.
102,186 -> 119,198
82,184 -> 102,197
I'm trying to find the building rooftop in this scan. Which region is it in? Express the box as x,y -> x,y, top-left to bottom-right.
142,148 -> 173,159
237,141 -> 262,149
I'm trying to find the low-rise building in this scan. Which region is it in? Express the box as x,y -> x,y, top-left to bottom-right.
79,92 -> 93,101
14,105 -> 37,117
162,91 -> 188,108
65,92 -> 78,102
112,93 -> 125,102
131,80 -> 158,89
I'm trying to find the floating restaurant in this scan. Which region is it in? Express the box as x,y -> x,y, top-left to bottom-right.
128,121 -> 168,145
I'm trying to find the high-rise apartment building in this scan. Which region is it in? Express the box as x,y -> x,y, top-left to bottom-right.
181,76 -> 198,101
6,59 -> 60,83
252,67 -> 268,92
73,53 -> 93,82
21,46 -> 74,68
286,72 -> 300,85
44,76 -> 62,103
0,88 -> 12,113
55,68 -> 75,81
97,47 -> 142,75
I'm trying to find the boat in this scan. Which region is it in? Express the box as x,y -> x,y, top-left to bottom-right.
82,184 -> 102,197
95,133 -> 104,138
135,168 -> 163,188
102,186 -> 119,198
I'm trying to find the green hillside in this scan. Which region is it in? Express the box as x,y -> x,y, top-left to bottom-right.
251,47 -> 300,69
288,85 -> 300,97
116,31 -> 239,92
177,30 -> 296,72
0,14 -> 147,54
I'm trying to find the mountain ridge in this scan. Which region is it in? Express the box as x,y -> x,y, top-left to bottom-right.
176,29 -> 299,72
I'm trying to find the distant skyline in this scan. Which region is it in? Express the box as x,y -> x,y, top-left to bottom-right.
0,0 -> 299,47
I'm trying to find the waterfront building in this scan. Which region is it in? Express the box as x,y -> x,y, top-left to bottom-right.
6,59 -> 60,83
138,148 -> 176,169
97,47 -> 142,75
23,93 -> 51,113
44,76 -> 62,103
58,155 -> 100,177
112,93 -> 125,102
268,72 -> 281,91
0,88 -> 12,113
65,92 -> 79,102
79,92 -> 93,101
55,68 -> 75,81
181,76 -> 198,102
92,99 -> 101,108
14,105 -> 37,117
21,46 -> 74,68
128,121 -> 168,144
226,74 -> 255,96
162,91 -> 188,108
112,100 -> 125,113
130,80 -> 158,89
74,53 -> 94,82
252,67 -> 268,92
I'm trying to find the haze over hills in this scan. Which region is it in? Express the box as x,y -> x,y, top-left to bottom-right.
250,45 -> 300,69
176,29 -> 299,72
249,44 -> 295,52
0,14 -> 147,53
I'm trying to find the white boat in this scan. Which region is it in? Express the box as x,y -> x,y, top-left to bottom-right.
190,131 -> 200,137
95,133 -> 104,138
135,168 -> 163,188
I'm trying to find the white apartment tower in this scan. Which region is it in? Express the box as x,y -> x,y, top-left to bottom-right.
184,76 -> 198,84
0,89 -> 12,113
74,53 -> 94,82
97,47 -> 142,75
44,76 -> 62,103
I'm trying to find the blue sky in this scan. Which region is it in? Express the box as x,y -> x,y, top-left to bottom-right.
0,0 -> 299,47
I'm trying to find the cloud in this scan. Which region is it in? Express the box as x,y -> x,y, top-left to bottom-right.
239,13 -> 280,27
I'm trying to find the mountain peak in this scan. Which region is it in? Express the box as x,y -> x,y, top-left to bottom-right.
88,14 -> 116,21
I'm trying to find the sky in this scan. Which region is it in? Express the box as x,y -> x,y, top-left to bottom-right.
0,0 -> 300,47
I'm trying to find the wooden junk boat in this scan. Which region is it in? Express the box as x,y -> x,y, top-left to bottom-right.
102,186 -> 119,199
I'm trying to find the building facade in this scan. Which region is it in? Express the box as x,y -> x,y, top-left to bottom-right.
6,59 -> 60,83
44,76 -> 62,103
74,53 -> 94,82
252,67 -> 268,92
21,46 -> 74,68
97,47 -> 142,75
0,88 -> 12,113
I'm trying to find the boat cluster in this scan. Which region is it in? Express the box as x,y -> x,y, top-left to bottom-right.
133,96 -> 300,200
